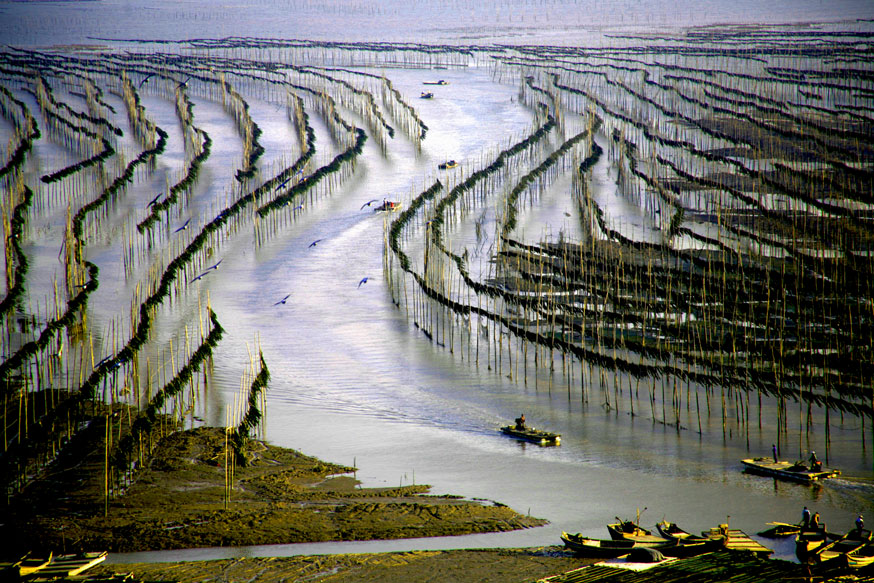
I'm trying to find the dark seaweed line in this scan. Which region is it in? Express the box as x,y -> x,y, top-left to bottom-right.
547,72 -> 874,254
1,122 -> 168,383
389,120 -> 693,385
428,115 -> 556,244
72,126 -> 168,243
317,66 -> 427,140
35,74 -> 124,138
501,123 -> 597,241
137,128 -> 211,232
0,261 -> 98,386
220,77 -> 265,182
0,85 -> 41,180
110,309 -> 225,472
0,186 -> 34,319
551,60 -> 872,188
20,77 -> 117,184
535,152 -> 872,412
230,351 -> 270,465
137,82 -> 212,231
256,128 -> 366,216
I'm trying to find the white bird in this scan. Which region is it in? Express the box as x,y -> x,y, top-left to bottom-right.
360,199 -> 378,210
274,294 -> 291,306
309,239 -> 322,248
174,218 -> 191,233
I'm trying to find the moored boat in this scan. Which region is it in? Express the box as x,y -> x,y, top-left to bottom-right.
799,528 -> 872,565
561,532 -> 636,558
438,160 -> 458,169
657,521 -> 727,548
420,91 -> 434,99
423,80 -> 448,85
757,521 -> 802,538
499,425 -> 560,446
741,457 -> 840,483
607,521 -> 670,547
841,542 -> 874,569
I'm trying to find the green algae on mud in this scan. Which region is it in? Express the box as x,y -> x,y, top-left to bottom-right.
3,427 -> 547,555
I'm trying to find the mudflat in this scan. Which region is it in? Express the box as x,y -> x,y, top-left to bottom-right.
3,425 -> 549,554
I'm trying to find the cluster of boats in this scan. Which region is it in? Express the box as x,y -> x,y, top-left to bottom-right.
561,520 -> 728,560
792,526 -> 874,569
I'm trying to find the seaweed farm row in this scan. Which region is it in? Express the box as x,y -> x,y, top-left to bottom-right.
1,27 -> 872,502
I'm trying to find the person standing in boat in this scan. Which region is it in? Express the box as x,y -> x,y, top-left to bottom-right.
857,514 -> 865,535
809,451 -> 822,471
515,414 -> 526,430
801,506 -> 810,529
811,512 -> 822,532
772,444 -> 778,463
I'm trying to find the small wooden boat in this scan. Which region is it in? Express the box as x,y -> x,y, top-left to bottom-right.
607,521 -> 669,546
657,521 -> 727,548
438,160 -> 458,170
374,200 -> 401,212
757,521 -> 802,538
500,425 -> 560,446
800,529 -> 873,565
423,80 -> 448,85
562,531 -> 718,559
13,552 -> 52,577
420,91 -> 434,99
656,521 -> 697,540
795,528 -> 840,562
741,457 -> 840,483
659,537 -> 725,558
561,532 -> 635,558
842,542 -> 874,569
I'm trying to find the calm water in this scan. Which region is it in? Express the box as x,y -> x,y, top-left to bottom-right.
2,0 -> 873,566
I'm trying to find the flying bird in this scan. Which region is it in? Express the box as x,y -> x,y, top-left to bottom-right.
360,199 -> 378,210
147,193 -> 163,207
308,239 -> 322,248
177,75 -> 192,88
139,73 -> 154,88
190,272 -> 210,283
274,294 -> 291,305
358,277 -> 369,288
274,175 -> 292,191
174,218 -> 191,233
206,259 -> 222,271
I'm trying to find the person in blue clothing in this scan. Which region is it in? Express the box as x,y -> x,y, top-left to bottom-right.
801,506 -> 810,529
857,514 -> 865,535
772,443 -> 778,463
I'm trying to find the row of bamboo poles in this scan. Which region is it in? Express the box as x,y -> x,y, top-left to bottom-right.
0,31 -> 871,507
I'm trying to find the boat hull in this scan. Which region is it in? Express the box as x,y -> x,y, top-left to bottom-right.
741,458 -> 840,483
500,426 -> 560,446
607,522 -> 669,546
561,532 -> 635,558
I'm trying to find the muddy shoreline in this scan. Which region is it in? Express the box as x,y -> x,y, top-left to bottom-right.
2,425 -> 552,556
